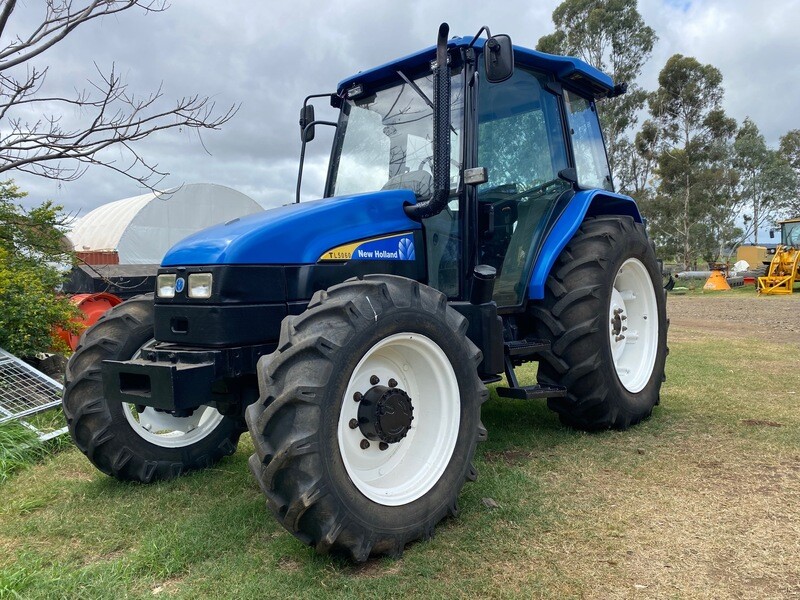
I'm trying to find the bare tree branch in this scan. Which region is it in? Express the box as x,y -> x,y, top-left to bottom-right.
0,0 -> 237,189
0,0 -> 16,40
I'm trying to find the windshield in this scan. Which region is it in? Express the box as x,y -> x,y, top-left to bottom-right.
783,221 -> 800,247
330,69 -> 464,199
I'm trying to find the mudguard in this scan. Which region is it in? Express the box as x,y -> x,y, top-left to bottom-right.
528,189 -> 642,300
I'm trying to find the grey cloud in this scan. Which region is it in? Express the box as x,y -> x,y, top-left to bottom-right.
6,0 -> 798,214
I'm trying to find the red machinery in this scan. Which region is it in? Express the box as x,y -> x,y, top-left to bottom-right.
57,293 -> 122,351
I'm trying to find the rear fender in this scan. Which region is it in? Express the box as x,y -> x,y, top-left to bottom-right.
527,190 -> 642,300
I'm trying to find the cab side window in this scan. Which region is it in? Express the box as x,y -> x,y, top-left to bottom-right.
563,90 -> 613,191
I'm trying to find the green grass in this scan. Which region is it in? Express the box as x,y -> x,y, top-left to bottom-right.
1,326 -> 798,599
0,422 -> 45,484
0,409 -> 70,484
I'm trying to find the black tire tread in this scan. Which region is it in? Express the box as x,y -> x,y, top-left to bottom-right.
62,293 -> 244,483
246,275 -> 487,561
531,216 -> 668,431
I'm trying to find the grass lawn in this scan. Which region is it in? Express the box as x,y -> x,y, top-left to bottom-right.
1,325 -> 798,599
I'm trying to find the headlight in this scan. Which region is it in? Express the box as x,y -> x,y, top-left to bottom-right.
156,274 -> 176,298
187,273 -> 213,298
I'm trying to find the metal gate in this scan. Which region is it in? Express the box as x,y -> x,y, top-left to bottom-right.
0,348 -> 67,441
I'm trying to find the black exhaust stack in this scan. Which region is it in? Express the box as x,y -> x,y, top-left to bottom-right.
404,23 -> 451,221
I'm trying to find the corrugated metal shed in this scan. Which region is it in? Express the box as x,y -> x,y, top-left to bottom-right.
67,183 -> 263,264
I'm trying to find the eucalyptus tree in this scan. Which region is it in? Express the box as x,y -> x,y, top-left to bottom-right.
645,54 -> 737,268
734,118 -> 796,243
537,0 -> 657,185
779,129 -> 800,215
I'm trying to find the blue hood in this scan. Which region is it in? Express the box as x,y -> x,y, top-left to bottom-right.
161,190 -> 421,266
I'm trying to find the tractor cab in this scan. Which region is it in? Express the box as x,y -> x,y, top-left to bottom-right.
778,218 -> 800,247
302,31 -> 622,310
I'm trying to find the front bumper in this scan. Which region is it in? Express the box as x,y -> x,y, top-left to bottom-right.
101,342 -> 274,411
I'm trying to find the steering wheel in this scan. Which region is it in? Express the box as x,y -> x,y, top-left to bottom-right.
506,177 -> 568,203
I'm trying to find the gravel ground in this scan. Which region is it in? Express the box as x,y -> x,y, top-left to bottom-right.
667,291 -> 800,344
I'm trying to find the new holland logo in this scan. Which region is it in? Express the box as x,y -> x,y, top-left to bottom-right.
175,277 -> 185,293
398,237 -> 415,260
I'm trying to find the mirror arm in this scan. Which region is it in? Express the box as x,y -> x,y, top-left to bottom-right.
301,93 -> 336,110
299,92 -> 338,136
468,25 -> 492,47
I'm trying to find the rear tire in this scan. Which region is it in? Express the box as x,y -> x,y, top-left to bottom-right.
246,275 -> 488,560
62,294 -> 245,482
530,216 -> 668,430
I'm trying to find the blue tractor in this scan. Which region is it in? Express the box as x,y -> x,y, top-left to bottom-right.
63,25 -> 668,560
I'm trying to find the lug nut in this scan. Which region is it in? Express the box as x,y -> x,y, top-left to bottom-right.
379,442 -> 389,451
388,378 -> 397,388
353,391 -> 362,402
349,418 -> 358,429
370,375 -> 380,385
360,439 -> 370,450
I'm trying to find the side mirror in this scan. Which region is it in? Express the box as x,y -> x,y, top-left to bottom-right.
769,229 -> 775,239
299,105 -> 315,142
484,34 -> 514,83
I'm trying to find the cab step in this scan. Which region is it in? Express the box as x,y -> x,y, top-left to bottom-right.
504,338 -> 550,359
496,383 -> 567,400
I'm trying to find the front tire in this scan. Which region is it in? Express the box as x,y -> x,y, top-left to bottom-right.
62,294 -> 245,482
246,275 -> 488,560
530,216 -> 668,430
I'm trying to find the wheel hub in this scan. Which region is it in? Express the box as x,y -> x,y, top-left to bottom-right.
610,306 -> 627,340
357,384 -> 414,444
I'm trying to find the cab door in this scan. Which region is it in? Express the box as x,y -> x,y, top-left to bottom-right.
475,66 -> 571,307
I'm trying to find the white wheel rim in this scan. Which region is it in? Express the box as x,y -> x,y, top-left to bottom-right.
338,332 -> 460,506
609,258 -> 659,393
121,342 -> 226,448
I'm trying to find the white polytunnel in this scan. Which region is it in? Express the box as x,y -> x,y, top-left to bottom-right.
67,183 -> 264,264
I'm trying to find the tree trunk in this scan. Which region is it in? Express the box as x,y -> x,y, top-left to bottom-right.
683,172 -> 691,270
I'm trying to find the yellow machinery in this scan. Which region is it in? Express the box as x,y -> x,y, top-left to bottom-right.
736,244 -> 768,267
758,218 -> 800,295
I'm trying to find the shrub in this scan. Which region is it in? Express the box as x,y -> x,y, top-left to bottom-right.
0,181 -> 77,356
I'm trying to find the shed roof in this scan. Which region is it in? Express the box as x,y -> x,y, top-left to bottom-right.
67,183 -> 263,264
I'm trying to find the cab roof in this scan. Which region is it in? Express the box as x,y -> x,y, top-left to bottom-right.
337,35 -> 614,100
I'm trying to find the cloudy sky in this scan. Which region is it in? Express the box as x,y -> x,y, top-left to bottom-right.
6,0 -> 800,216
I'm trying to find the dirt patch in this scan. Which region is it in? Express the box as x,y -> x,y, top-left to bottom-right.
548,446 -> 800,600
276,556 -> 303,573
740,419 -> 783,427
350,558 -> 402,579
482,449 -> 533,465
668,293 -> 800,344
